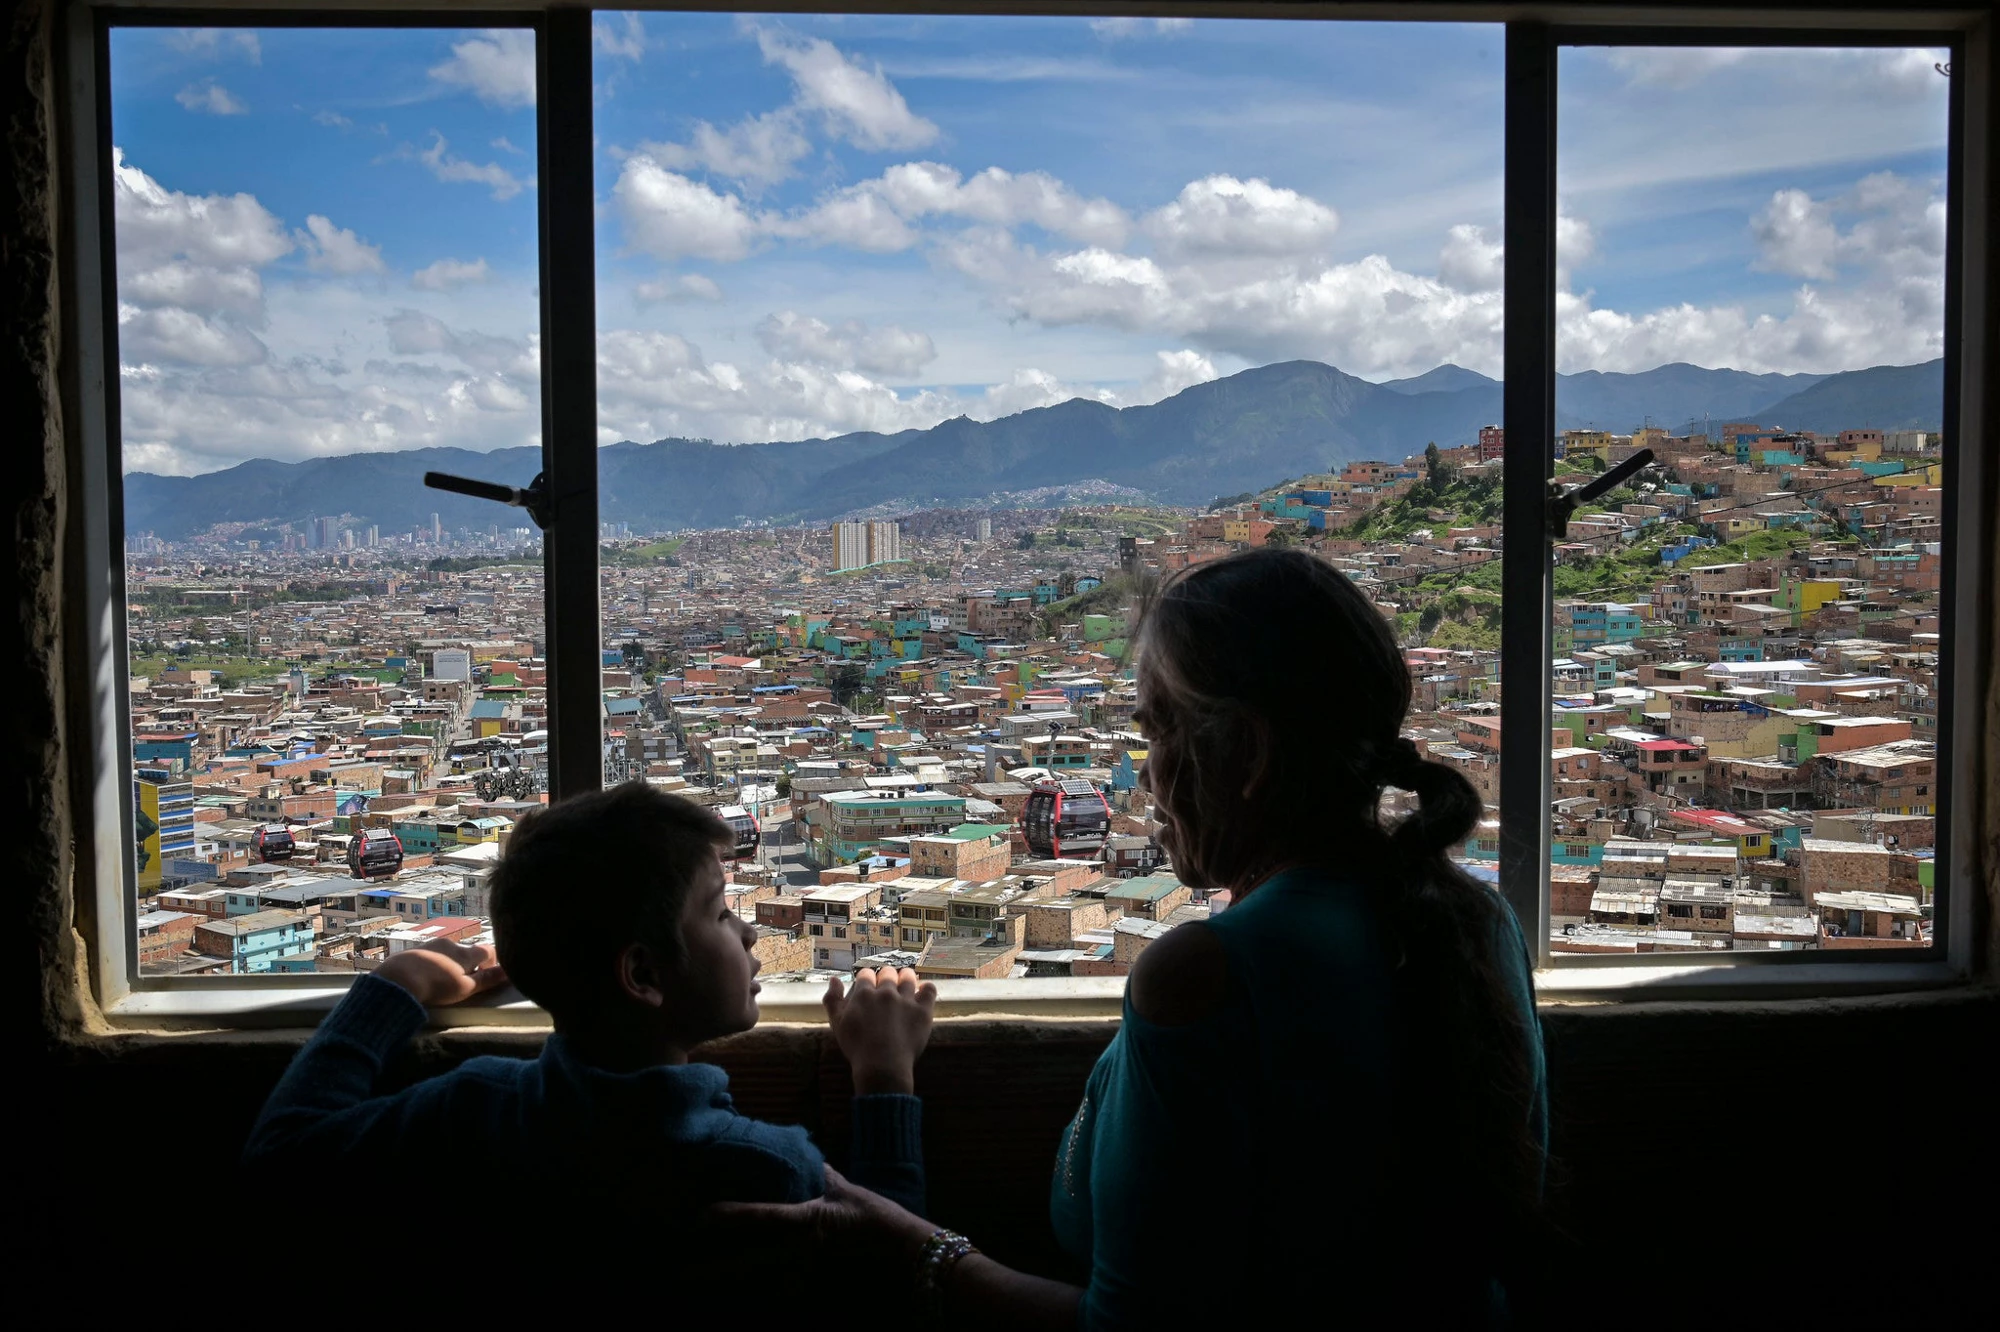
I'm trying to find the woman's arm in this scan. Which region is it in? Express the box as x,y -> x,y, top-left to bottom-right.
711,1166 -> 1081,1329
938,1252 -> 1081,1329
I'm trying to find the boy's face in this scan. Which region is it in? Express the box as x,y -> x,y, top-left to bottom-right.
663,848 -> 763,1043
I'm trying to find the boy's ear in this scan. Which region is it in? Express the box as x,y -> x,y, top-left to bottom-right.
614,942 -> 668,1008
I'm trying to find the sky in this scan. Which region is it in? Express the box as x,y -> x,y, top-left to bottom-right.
107,16 -> 1949,476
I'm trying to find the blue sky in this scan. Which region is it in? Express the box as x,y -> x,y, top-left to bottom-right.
107,17 -> 1947,475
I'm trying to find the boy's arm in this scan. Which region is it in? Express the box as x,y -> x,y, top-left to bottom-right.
242,972 -> 429,1169
822,967 -> 937,1215
846,1093 -> 926,1215
242,941 -> 507,1171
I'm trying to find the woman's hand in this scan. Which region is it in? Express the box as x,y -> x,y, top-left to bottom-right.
825,966 -> 937,1096
372,940 -> 509,1008
713,1165 -> 937,1268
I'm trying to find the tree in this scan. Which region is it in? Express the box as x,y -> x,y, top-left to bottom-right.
1424,440 -> 1457,492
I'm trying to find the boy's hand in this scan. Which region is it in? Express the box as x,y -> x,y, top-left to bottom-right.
373,940 -> 509,1008
824,966 -> 937,1096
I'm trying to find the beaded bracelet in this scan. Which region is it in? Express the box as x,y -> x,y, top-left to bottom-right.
915,1227 -> 980,1314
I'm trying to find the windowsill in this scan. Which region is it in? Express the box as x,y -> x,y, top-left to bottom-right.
102,956 -> 1971,1030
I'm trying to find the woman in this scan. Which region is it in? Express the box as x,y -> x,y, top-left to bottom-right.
725,548 -> 1547,1328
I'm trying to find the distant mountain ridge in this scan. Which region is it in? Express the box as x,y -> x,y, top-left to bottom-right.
123,357 -> 1943,539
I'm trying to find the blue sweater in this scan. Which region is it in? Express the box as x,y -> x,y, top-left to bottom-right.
243,974 -> 925,1215
1050,866 -> 1547,1330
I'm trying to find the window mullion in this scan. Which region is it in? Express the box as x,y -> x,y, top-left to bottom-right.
536,9 -> 602,800
1501,22 -> 1558,965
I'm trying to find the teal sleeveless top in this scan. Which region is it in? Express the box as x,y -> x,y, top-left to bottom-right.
1050,865 -> 1546,1329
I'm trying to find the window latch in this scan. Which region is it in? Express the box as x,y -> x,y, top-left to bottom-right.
1547,448 -> 1656,541
422,470 -> 554,529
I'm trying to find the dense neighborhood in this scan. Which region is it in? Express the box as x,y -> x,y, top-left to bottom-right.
125,415 -> 1944,979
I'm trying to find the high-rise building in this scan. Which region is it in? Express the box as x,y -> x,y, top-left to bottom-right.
133,768 -> 195,893
868,520 -> 901,565
831,521 -> 869,571
431,512 -> 443,543
312,516 -> 337,549
977,517 -> 992,543
365,525 -> 379,547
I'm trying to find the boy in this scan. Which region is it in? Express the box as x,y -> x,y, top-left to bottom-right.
242,783 -> 937,1236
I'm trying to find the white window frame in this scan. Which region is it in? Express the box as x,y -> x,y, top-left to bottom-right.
63,3 -> 1991,1028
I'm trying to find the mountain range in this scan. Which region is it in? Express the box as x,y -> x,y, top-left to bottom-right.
124,357 -> 1943,539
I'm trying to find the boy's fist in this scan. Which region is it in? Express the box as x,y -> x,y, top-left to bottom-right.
374,940 -> 509,1008
824,966 -> 937,1096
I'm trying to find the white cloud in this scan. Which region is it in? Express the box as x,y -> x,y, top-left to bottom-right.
1145,176 -> 1340,259
597,327 -> 953,445
1600,45 -> 1949,100
1090,18 -> 1194,40
165,29 -> 261,63
645,112 -> 813,192
756,311 -> 937,376
1437,223 -> 1502,293
491,136 -> 525,156
314,109 -> 353,129
1754,172 -> 1943,282
593,15 -> 647,61
634,273 -> 724,305
1554,172 -> 1946,375
875,162 -> 1129,246
429,29 -> 536,109
383,310 -> 538,378
769,186 -> 919,253
299,215 -> 386,276
411,257 -> 492,290
754,27 -> 938,152
1140,349 -> 1219,401
119,304 -> 269,367
113,147 -> 292,274
122,261 -> 264,317
109,152 -> 547,477
175,81 -> 247,116
414,132 -> 530,201
614,157 -> 760,261
1603,47 -> 1753,89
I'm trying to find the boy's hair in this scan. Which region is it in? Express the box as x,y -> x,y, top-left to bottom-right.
491,782 -> 732,1020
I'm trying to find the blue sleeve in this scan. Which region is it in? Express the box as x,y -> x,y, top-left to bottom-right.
240,974 -> 446,1175
846,1094 -> 925,1215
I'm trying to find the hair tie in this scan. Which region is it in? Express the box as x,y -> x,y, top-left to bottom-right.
1380,737 -> 1427,790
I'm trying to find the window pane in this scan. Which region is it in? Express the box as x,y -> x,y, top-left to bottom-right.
592,15 -> 1503,983
112,26 -> 542,974
1551,45 -> 1948,956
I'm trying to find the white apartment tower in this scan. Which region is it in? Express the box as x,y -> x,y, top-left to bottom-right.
831,521 -> 870,571
831,519 -> 902,570
868,520 -> 901,565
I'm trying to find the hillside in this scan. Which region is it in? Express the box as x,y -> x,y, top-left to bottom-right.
1727,359 -> 1944,434
122,356 -> 1944,539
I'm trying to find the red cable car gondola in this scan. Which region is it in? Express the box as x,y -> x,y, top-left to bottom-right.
253,823 -> 295,863
718,805 -> 761,861
347,828 -> 405,880
1023,778 -> 1111,861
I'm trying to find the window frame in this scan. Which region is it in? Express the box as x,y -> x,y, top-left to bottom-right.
61,3 -> 1992,1025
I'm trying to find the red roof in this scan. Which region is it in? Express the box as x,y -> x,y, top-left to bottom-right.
1636,739 -> 1698,751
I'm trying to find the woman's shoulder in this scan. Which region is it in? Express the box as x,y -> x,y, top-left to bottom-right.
1127,919 -> 1229,1027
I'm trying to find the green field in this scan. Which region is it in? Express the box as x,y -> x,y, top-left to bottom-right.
603,536 -> 687,566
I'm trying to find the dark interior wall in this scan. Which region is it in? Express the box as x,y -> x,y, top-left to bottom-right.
7,2 -> 1997,1321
